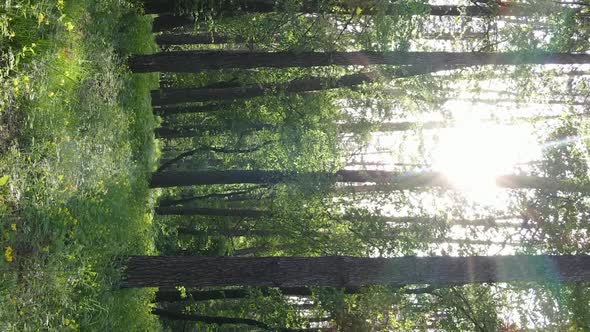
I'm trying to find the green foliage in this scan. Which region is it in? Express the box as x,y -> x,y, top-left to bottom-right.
0,0 -> 161,330
440,287 -> 501,331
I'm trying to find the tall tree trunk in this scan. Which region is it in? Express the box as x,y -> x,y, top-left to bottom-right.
143,0 -> 178,14
426,4 -> 523,16
150,66 -> 447,105
307,317 -> 332,323
152,14 -> 194,32
339,120 -> 448,133
142,0 -> 276,15
149,169 -> 590,194
152,307 -> 270,329
152,307 -> 329,331
159,187 -> 263,207
342,215 -> 523,228
177,226 -> 276,238
156,33 -> 243,45
436,238 -> 522,246
421,31 -> 487,40
155,286 -> 361,302
143,0 -> 527,17
339,113 -> 565,134
123,255 -> 590,288
154,103 -> 229,116
157,206 -> 270,218
155,123 -> 272,139
151,72 -> 381,105
459,97 -> 590,107
154,127 -> 207,139
233,244 -> 295,256
129,51 -> 590,73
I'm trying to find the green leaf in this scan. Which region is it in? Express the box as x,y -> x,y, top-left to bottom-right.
0,176 -> 8,187
355,6 -> 362,16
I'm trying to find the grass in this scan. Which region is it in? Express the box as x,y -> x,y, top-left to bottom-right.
0,0 -> 162,330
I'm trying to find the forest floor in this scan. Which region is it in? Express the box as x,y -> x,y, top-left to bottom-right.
0,0 -> 162,330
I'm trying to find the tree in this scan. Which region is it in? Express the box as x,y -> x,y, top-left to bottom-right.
150,66 -> 450,105
158,186 -> 265,206
155,286 -> 362,302
129,51 -> 590,73
177,226 -> 278,238
155,122 -> 272,139
123,255 -> 590,288
341,214 -> 523,229
152,14 -> 194,33
155,33 -> 243,46
154,103 -> 229,116
157,206 -> 270,218
141,0 -> 529,17
149,169 -> 590,194
152,308 -> 271,329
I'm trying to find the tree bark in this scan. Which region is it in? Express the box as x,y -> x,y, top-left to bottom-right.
123,255 -> 590,288
154,103 -> 229,116
159,187 -> 262,207
143,0 -> 179,14
177,226 -> 276,237
155,286 -> 361,302
143,0 -> 276,15
233,244 -> 295,256
157,206 -> 270,218
149,169 -> 590,194
156,33 -> 243,45
129,51 -> 590,73
426,4 -> 523,16
459,97 -> 589,107
154,124 -> 271,139
152,307 -> 270,329
154,127 -> 206,139
339,120 -> 448,133
151,73 -> 381,105
342,215 -> 522,228
340,112 -> 567,133
150,66 -> 447,105
144,0 -> 527,17
152,14 -> 194,33
437,238 -> 522,246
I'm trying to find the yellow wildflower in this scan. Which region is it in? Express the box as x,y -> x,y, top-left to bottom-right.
10,223 -> 16,231
4,246 -> 13,262
37,13 -> 45,26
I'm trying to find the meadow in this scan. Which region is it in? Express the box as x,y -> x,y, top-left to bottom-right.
0,0 -> 162,330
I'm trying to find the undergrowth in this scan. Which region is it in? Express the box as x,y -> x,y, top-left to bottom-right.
0,0 -> 161,330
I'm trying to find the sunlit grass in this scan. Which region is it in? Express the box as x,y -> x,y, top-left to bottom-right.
0,1 -> 160,330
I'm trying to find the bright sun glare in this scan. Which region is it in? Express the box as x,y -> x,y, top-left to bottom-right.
432,120 -> 541,204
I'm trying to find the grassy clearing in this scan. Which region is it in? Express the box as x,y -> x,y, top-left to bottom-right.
0,0 -> 161,330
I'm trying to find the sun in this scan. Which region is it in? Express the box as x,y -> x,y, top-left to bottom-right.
432,120 -> 540,204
